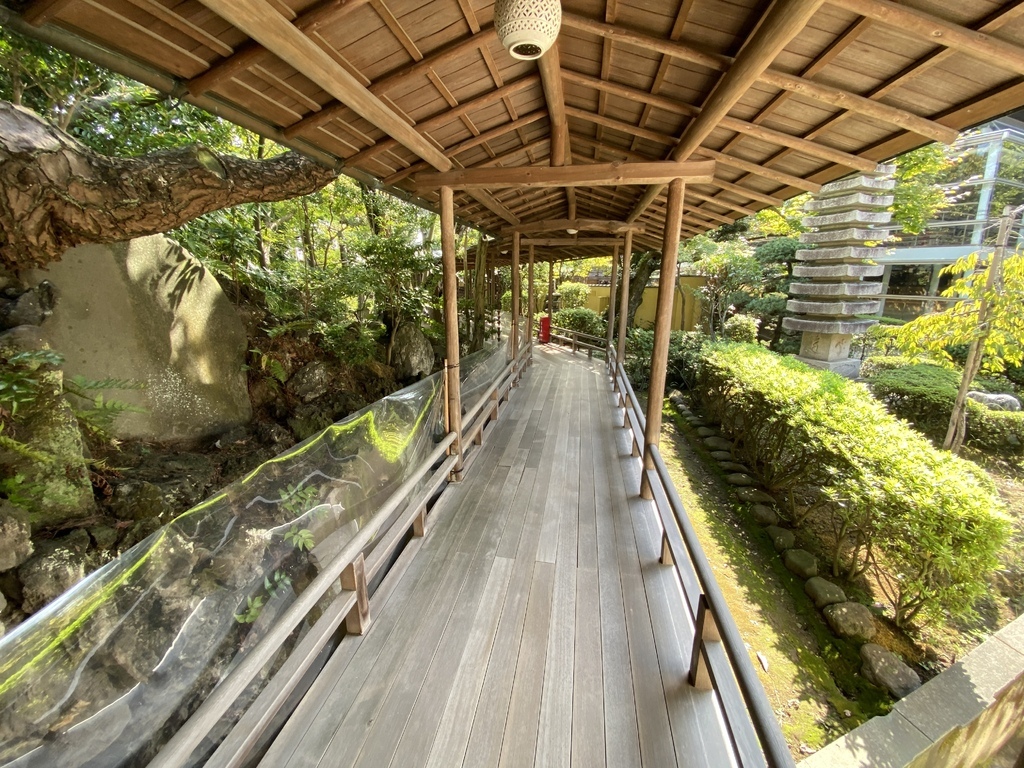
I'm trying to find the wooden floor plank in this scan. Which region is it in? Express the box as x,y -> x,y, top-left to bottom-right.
497,561 -> 556,768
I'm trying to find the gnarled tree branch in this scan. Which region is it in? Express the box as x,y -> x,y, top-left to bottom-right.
0,101 -> 339,269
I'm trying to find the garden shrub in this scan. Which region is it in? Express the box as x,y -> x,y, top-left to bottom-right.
558,281 -> 590,309
859,355 -> 916,379
696,343 -> 1009,627
624,329 -> 707,392
723,313 -> 760,344
552,307 -> 605,339
868,363 -> 1024,456
500,289 -> 528,313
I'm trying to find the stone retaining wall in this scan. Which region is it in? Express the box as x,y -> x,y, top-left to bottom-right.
801,615 -> 1024,767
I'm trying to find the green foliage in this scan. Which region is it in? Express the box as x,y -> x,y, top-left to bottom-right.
891,144 -> 957,234
552,308 -> 605,338
723,314 -> 760,344
63,375 -> 146,442
625,329 -> 708,392
283,526 -> 315,552
696,343 -> 1009,626
868,363 -> 1024,456
264,570 -> 292,597
500,290 -> 527,313
0,349 -> 63,417
280,483 -> 319,517
745,196 -> 810,239
853,323 -> 902,360
681,236 -> 762,339
233,594 -> 265,624
895,251 -> 1024,374
558,281 -> 590,309
860,355 -> 917,379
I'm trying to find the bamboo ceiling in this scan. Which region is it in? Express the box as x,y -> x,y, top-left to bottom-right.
5,0 -> 1024,259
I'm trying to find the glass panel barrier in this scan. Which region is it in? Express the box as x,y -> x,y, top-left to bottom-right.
0,343 -> 505,767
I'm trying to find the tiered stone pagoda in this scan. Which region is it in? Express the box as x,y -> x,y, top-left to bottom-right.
782,166 -> 895,378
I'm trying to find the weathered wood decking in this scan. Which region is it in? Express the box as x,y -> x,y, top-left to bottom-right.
260,346 -> 732,768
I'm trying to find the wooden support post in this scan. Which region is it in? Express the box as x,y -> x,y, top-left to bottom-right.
689,594 -> 721,690
615,231 -> 634,387
660,532 -> 674,565
528,244 -> 535,364
606,243 -> 620,372
341,553 -> 370,635
512,231 -> 521,361
412,506 -> 427,537
441,187 -> 464,479
640,179 -> 684,500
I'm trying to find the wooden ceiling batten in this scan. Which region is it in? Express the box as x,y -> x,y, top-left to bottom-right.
506,219 -> 644,233
413,160 -> 716,191
626,0 -> 829,222
830,0 -> 1024,77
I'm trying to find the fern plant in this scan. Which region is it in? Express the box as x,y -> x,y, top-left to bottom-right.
64,375 -> 146,442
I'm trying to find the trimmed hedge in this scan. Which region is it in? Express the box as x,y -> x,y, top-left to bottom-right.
558,281 -> 590,309
696,343 -> 1009,627
624,328 -> 707,392
867,362 -> 1024,456
552,307 -> 605,338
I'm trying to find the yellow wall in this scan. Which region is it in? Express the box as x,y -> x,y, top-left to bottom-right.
583,280 -> 703,332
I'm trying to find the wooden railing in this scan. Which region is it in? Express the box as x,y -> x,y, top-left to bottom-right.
549,324 -> 605,358
607,347 -> 795,768
151,347 -> 530,768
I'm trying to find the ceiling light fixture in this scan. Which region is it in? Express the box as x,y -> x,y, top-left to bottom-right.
494,0 -> 562,61
566,228 -> 578,235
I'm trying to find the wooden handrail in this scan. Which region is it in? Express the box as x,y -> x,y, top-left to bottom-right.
155,350 -> 524,768
612,362 -> 795,768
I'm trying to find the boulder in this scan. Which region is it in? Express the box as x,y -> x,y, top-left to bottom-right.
766,525 -> 795,551
967,390 -> 1021,411
110,452 -> 216,522
726,473 -> 754,486
784,548 -> 818,579
686,417 -> 708,427
860,643 -> 921,699
719,461 -> 749,473
737,488 -> 774,504
0,501 -> 34,571
824,601 -> 877,642
696,426 -> 718,437
391,323 -> 434,381
0,327 -> 95,529
709,450 -> 733,461
30,235 -> 251,441
18,529 -> 93,614
704,436 -> 733,451
805,576 -> 847,608
287,361 -> 332,403
751,504 -> 780,527
0,281 -> 55,329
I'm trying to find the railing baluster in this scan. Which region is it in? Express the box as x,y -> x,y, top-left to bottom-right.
689,594 -> 720,690
341,553 -> 370,635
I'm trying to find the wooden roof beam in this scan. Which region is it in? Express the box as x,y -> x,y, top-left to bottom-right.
506,219 -> 644,234
537,43 -> 577,220
522,237 -> 624,246
562,13 -> 956,146
413,160 -> 715,191
831,0 -> 1024,77
195,0 -> 450,170
687,190 -> 759,217
344,74 -> 540,166
281,27 -> 500,137
627,0 -> 828,222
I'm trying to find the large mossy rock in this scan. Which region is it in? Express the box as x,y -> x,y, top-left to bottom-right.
17,529 -> 93,614
391,324 -> 434,382
110,452 -> 216,522
30,235 -> 251,441
0,501 -> 33,571
860,643 -> 921,699
824,601 -> 878,642
0,327 -> 94,530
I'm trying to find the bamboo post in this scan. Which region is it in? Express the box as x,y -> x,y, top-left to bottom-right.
640,179 -> 684,500
528,244 -> 535,363
615,230 -> 634,384
606,243 -> 620,369
512,231 -> 521,359
440,186 -> 464,479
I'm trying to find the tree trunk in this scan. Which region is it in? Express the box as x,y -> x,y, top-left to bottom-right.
0,101 -> 338,270
471,235 -> 487,352
625,251 -> 658,329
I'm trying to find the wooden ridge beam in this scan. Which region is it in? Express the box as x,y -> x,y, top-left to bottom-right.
281,26 -> 500,138
187,0 -> 374,96
345,74 -> 540,168
413,159 -> 715,191
506,219 -> 644,233
831,0 -> 1024,77
628,0 -> 828,222
561,12 -> 955,145
195,0 -> 450,170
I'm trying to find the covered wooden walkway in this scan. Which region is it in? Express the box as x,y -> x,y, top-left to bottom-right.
260,346 -> 731,768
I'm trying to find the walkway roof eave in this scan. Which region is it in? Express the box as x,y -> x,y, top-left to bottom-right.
7,0 -> 1024,257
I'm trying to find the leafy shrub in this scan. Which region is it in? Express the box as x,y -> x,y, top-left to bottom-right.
624,329 -> 707,392
558,281 -> 590,309
869,363 -> 1024,456
500,290 -> 528,313
552,308 -> 605,339
860,355 -> 916,379
696,343 -> 1009,626
723,314 -> 760,344
853,323 -> 902,360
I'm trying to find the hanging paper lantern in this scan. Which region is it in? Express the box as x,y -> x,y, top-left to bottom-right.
494,0 -> 562,61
